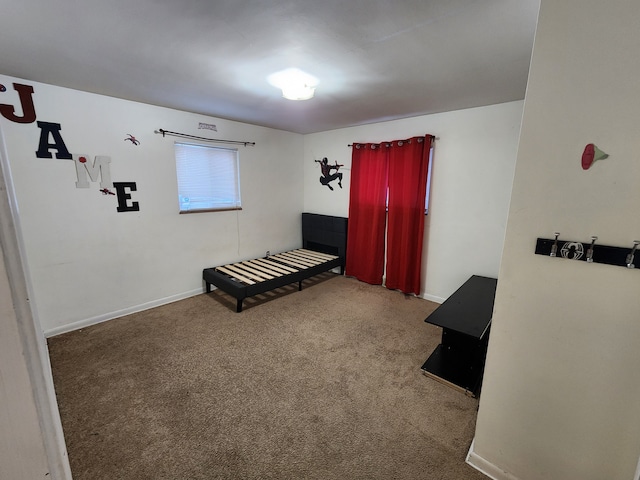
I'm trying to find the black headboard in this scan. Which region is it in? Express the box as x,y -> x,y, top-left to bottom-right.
302,213 -> 348,264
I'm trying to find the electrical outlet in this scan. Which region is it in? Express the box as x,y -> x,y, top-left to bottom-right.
266,250 -> 270,257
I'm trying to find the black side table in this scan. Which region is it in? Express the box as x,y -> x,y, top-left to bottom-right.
421,275 -> 497,397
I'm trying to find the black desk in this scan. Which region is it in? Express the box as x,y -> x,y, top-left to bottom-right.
421,275 -> 497,397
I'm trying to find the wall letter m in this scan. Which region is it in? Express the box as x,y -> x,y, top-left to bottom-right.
71,154 -> 112,189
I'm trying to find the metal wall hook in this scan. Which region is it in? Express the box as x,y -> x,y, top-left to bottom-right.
626,241 -> 640,269
550,232 -> 560,257
586,236 -> 597,263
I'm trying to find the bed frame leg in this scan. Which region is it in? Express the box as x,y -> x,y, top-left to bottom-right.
298,280 -> 303,291
236,299 -> 243,313
206,283 -> 211,293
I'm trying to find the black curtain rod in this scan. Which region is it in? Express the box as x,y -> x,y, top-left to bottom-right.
348,135 -> 438,147
156,129 -> 256,146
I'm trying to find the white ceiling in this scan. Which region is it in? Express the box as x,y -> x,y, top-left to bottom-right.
0,0 -> 540,134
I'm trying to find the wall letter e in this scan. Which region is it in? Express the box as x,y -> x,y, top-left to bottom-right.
113,182 -> 140,212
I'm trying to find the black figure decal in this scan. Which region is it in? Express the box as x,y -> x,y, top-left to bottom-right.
315,157 -> 343,191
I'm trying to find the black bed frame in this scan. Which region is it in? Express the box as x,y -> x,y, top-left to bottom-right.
203,213 -> 348,312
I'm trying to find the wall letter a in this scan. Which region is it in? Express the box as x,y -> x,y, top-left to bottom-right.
35,121 -> 72,159
0,83 -> 36,123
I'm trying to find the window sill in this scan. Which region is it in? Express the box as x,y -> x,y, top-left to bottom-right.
179,207 -> 242,214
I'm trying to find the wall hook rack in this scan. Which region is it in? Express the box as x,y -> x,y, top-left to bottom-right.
535,236 -> 640,270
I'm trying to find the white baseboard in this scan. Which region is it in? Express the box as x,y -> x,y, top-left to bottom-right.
422,293 -> 445,304
44,288 -> 203,338
466,439 -> 521,480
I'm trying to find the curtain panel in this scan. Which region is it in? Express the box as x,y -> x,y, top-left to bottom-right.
385,136 -> 432,294
346,135 -> 433,295
345,143 -> 388,284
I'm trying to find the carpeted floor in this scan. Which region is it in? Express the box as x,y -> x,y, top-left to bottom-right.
48,273 -> 488,479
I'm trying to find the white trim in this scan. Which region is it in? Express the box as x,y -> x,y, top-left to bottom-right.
466,439 -> 521,480
0,125 -> 72,479
422,293 -> 445,304
45,287 -> 204,337
634,453 -> 640,480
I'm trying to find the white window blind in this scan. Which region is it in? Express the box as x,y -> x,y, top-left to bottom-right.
174,142 -> 241,213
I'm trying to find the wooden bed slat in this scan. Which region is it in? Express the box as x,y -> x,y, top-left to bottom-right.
276,251 -> 319,267
225,264 -> 271,282
215,266 -> 255,285
298,249 -> 337,260
244,259 -> 287,276
240,261 -> 279,279
218,264 -> 260,283
251,258 -> 297,274
286,249 -> 337,265
282,250 -> 324,263
270,254 -> 310,269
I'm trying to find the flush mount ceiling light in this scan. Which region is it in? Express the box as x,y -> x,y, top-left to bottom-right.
267,68 -> 319,100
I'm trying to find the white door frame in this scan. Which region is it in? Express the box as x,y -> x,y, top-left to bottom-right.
0,124 -> 72,479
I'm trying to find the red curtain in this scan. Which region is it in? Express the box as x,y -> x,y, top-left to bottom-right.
385,135 -> 432,295
346,135 -> 432,294
345,143 -> 388,284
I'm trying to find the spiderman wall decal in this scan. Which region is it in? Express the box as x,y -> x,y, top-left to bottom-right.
314,157 -> 343,191
124,134 -> 140,145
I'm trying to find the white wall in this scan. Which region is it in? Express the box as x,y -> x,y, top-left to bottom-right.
0,75 -> 304,335
0,241 -> 52,479
471,2 -> 640,480
0,121 -> 71,479
303,101 -> 523,301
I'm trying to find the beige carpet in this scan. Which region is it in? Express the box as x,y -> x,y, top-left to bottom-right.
48,273 -> 487,480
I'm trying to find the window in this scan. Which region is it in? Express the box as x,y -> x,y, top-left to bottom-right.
385,145 -> 434,214
174,142 -> 241,213
424,145 -> 434,214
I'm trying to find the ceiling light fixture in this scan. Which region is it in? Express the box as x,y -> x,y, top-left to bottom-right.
267,68 -> 318,101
